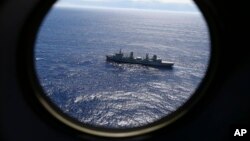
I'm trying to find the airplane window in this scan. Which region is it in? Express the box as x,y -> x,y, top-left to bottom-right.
34,0 -> 210,136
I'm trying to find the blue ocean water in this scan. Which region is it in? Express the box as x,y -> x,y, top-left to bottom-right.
35,7 -> 210,128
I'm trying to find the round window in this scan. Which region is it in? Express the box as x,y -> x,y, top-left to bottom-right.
34,0 -> 211,137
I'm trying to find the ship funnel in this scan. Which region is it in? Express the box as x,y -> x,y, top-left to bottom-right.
153,55 -> 157,60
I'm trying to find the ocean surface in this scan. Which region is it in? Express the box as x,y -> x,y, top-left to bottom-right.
35,7 -> 210,128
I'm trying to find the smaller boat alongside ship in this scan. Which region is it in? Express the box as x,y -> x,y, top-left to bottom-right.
106,50 -> 174,68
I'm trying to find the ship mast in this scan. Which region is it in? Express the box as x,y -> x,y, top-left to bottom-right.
145,53 -> 149,60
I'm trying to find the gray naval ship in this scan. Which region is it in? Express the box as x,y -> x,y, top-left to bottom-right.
106,50 -> 174,68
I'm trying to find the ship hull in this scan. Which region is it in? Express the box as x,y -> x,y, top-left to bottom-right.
106,56 -> 174,68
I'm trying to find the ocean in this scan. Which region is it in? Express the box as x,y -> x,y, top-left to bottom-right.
35,7 -> 210,128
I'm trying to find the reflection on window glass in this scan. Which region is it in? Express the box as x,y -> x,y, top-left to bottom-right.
35,0 -> 210,128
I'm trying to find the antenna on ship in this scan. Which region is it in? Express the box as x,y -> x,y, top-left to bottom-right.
119,49 -> 122,54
